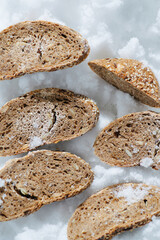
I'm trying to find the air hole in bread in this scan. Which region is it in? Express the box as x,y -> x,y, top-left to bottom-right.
114,130 -> 120,138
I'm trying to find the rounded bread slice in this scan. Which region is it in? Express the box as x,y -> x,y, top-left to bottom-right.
88,58 -> 160,107
0,88 -> 99,156
0,20 -> 90,80
68,183 -> 160,240
94,111 -> 160,169
0,150 -> 93,222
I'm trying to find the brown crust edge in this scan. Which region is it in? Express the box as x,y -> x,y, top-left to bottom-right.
67,183 -> 160,240
93,110 -> 158,167
88,60 -> 160,108
0,150 -> 94,222
0,20 -> 90,81
0,88 -> 99,157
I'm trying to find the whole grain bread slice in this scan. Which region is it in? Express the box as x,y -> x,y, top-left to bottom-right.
68,183 -> 160,240
94,111 -> 160,169
88,58 -> 160,107
0,150 -> 93,222
0,20 -> 90,80
0,88 -> 99,156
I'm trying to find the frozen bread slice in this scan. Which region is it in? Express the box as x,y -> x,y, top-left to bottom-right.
0,150 -> 93,222
68,183 -> 160,240
94,111 -> 160,169
0,20 -> 90,81
88,58 -> 160,107
0,88 -> 99,156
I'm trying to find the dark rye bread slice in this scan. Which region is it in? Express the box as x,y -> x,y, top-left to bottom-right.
0,150 -> 93,222
0,88 -> 99,156
94,111 -> 160,170
0,20 -> 90,80
88,58 -> 160,107
68,183 -> 160,240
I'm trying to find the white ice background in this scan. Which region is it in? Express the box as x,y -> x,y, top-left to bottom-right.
1,0 -> 160,239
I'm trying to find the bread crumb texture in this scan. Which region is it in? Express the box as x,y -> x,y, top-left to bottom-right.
0,20 -> 90,80
88,58 -> 160,107
94,111 -> 160,170
67,183 -> 160,240
0,88 -> 99,156
0,150 -> 93,222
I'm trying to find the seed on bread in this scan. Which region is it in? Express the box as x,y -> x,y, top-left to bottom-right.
88,58 -> 160,107
67,183 -> 160,240
0,150 -> 93,222
0,20 -> 90,80
94,111 -> 160,169
0,88 -> 99,156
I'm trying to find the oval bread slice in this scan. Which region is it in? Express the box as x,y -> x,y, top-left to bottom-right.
68,183 -> 160,240
0,20 -> 90,80
88,58 -> 160,107
94,111 -> 160,169
0,88 -> 99,156
0,150 -> 93,222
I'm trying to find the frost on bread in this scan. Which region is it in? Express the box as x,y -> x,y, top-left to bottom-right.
0,178 -> 5,188
114,184 -> 150,205
88,58 -> 160,107
29,136 -> 43,149
67,183 -> 160,240
140,158 -> 154,168
94,111 -> 160,170
0,150 -> 93,222
0,88 -> 99,156
0,21 -> 90,81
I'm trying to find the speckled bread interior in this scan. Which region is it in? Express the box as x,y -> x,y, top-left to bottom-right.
0,88 -> 99,156
0,150 -> 94,222
0,20 -> 90,80
94,111 -> 160,169
88,58 -> 160,107
68,183 -> 160,240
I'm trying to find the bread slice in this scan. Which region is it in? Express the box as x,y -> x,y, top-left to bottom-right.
0,150 -> 93,222
68,183 -> 160,240
0,20 -> 90,80
94,111 -> 160,169
88,58 -> 160,107
0,88 -> 99,156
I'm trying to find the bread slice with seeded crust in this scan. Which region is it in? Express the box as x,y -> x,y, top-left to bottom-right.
0,150 -> 93,222
94,111 -> 160,170
88,58 -> 160,107
0,20 -> 90,81
0,88 -> 99,156
67,183 -> 160,240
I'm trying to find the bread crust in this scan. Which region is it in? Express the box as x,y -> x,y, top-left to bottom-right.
67,183 -> 160,240
0,20 -> 90,80
88,58 -> 160,107
94,111 -> 160,169
0,88 -> 99,156
0,150 -> 94,222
